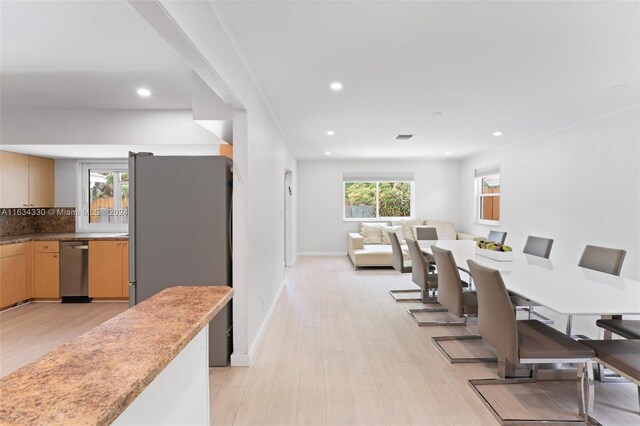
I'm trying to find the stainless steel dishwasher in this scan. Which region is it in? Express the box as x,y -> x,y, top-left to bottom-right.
60,241 -> 91,303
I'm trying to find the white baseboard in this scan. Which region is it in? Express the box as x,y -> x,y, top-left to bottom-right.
297,251 -> 347,256
286,254 -> 297,267
230,352 -> 250,366
230,272 -> 287,367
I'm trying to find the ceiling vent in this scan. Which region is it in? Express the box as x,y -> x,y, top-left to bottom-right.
395,134 -> 414,141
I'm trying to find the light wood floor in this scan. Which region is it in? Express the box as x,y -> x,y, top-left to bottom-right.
0,258 -> 637,425
0,301 -> 128,377
210,256 -> 640,426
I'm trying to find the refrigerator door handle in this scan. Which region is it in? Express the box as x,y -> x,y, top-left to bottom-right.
128,152 -> 137,307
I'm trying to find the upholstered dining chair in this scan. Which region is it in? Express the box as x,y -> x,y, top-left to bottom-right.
511,236 -> 555,323
579,339 -> 640,411
387,231 -> 421,302
577,244 -> 635,381
467,260 -> 595,424
404,239 -> 438,304
487,230 -> 507,244
415,226 -> 438,241
420,246 -> 498,363
523,235 -> 554,259
566,245 -> 627,337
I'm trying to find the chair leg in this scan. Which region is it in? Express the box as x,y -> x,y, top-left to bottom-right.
388,288 -> 422,302
432,335 -> 497,363
497,357 -> 518,379
407,306 -> 462,326
577,361 -> 595,420
469,359 -> 596,425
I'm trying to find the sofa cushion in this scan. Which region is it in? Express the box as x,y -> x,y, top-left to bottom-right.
382,225 -> 404,244
360,222 -> 385,244
352,244 -> 393,266
392,218 -> 422,240
425,220 -> 457,240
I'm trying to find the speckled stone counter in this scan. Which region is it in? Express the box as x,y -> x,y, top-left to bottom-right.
0,233 -> 129,246
0,286 -> 233,425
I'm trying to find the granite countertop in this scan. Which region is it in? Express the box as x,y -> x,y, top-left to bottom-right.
0,233 -> 129,246
0,286 -> 233,425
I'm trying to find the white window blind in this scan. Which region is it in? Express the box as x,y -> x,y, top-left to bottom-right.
474,166 -> 499,178
343,172 -> 415,182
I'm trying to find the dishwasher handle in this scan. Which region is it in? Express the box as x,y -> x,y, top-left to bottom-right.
69,245 -> 89,250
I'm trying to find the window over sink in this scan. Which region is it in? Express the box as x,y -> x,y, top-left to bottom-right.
77,162 -> 129,232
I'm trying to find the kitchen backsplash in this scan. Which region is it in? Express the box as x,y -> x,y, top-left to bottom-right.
0,207 -> 76,237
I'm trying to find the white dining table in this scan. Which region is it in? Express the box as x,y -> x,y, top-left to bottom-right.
418,240 -> 640,326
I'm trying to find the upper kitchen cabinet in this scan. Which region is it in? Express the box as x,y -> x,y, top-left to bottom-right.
28,155 -> 55,207
0,151 -> 29,208
0,151 -> 55,208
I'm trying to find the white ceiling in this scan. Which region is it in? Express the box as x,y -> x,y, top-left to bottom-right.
216,1 -> 640,160
0,1 -> 193,110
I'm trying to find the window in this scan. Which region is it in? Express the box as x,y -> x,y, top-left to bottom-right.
343,173 -> 414,220
475,167 -> 500,225
77,162 -> 129,232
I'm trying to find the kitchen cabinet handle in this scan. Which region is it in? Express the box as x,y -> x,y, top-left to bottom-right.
52,254 -> 58,258
43,245 -> 48,249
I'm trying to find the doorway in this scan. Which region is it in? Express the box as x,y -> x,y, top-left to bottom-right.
284,170 -> 293,268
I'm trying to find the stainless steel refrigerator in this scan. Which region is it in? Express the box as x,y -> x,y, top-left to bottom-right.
128,153 -> 232,367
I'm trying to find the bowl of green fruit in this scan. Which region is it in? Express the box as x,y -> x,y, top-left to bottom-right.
475,240 -> 513,262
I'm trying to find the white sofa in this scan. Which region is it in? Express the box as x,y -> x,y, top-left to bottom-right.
347,219 -> 481,269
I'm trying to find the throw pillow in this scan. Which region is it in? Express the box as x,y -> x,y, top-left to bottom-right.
382,225 -> 404,244
360,223 -> 384,244
399,218 -> 422,241
425,220 -> 457,240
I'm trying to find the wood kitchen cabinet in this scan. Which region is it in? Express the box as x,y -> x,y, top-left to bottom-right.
0,152 -> 29,208
28,155 -> 55,207
0,243 -> 29,308
34,241 -> 60,299
89,240 -> 129,299
0,151 -> 55,208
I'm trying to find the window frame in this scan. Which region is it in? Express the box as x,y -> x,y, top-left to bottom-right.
474,169 -> 501,226
343,180 -> 415,222
76,161 -> 129,233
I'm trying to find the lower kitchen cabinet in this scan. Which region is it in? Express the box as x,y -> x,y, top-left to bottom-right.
89,240 -> 128,299
0,243 -> 29,308
34,252 -> 59,299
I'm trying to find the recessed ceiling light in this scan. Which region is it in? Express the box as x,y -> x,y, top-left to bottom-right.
330,82 -> 343,91
137,88 -> 151,97
395,134 -> 414,141
326,130 -> 335,136
493,131 -> 502,136
432,112 -> 443,117
325,151 -> 331,156
444,151 -> 451,155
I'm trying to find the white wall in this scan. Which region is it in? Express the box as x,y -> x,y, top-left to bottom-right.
1,109 -> 220,145
297,159 -> 462,254
460,107 -> 640,280
54,159 -> 76,207
146,0 -> 298,365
